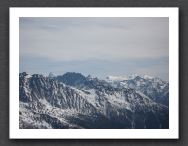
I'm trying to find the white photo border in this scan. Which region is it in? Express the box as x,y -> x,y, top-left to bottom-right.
9,7 -> 179,139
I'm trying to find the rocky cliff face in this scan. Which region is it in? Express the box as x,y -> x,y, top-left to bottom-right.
19,72 -> 169,129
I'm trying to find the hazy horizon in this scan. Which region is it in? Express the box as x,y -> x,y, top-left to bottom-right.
20,17 -> 169,81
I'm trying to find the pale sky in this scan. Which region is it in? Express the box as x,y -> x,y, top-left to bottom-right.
19,17 -> 169,81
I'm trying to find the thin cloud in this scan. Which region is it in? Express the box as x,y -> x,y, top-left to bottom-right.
19,17 -> 169,81
20,17 -> 169,61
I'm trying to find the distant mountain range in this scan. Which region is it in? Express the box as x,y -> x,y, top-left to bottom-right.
19,72 -> 169,129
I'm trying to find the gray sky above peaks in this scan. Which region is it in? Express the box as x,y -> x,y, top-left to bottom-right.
19,17 -> 169,81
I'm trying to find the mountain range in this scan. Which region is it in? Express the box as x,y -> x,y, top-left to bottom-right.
19,72 -> 169,129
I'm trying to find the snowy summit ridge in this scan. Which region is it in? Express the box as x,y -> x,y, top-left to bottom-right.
19,72 -> 169,129
106,74 -> 154,82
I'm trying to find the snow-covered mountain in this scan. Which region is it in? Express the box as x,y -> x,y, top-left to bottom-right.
105,75 -> 169,106
106,74 -> 153,82
19,72 -> 169,129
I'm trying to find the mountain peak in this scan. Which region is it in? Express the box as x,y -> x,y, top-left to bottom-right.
106,74 -> 155,82
49,72 -> 55,78
19,72 -> 32,79
19,71 -> 169,129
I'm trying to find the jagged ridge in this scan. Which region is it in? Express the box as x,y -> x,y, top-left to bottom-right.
19,72 -> 169,129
